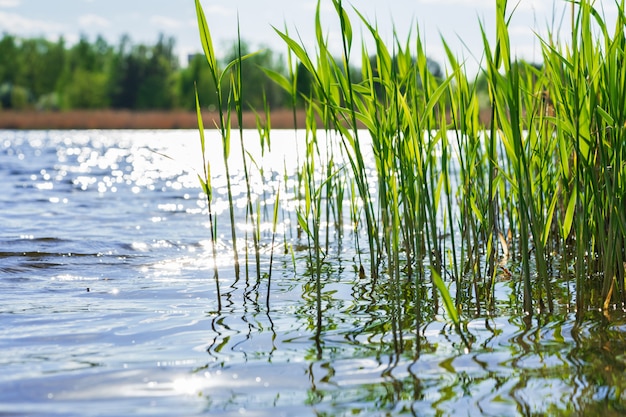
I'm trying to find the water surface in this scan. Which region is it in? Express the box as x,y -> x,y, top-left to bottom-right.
1,129 -> 625,416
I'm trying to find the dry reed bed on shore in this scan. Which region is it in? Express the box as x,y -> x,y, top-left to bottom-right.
0,109 -> 317,130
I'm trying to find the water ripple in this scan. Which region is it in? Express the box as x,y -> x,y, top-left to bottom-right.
2,130 -> 626,416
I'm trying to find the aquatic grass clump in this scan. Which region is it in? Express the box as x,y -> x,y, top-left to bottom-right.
195,0 -> 271,295
192,0 -> 626,345
555,0 -> 626,312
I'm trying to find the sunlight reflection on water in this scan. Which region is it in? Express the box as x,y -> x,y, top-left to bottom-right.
0,130 -> 625,416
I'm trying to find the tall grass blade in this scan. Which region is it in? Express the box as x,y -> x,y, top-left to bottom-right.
195,83 -> 221,311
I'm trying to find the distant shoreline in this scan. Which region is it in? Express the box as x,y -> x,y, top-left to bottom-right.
0,108 -> 492,130
0,109 -> 309,130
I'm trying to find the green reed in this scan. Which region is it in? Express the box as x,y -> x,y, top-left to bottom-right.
194,85 -> 221,311
193,0 -> 626,343
233,22 -> 262,286
443,38 -> 488,313
194,0 -> 246,282
527,0 -> 626,313
195,0 -> 272,290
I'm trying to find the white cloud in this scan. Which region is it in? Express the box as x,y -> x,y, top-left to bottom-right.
203,5 -> 235,17
303,0 -> 334,13
0,0 -> 20,7
417,0 -> 546,12
417,0 -> 489,6
0,11 -> 64,33
78,14 -> 110,29
150,15 -> 182,30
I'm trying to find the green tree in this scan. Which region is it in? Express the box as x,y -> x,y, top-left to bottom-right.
108,35 -> 143,109
178,53 -> 219,111
57,35 -> 113,109
108,34 -> 178,109
0,35 -> 64,109
18,37 -> 65,98
64,69 -> 109,108
66,35 -> 111,72
295,61 -> 313,105
136,35 -> 179,109
223,40 -> 289,109
0,34 -> 19,86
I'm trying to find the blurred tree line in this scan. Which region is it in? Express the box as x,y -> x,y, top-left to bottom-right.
0,33 -> 289,112
0,33 -> 446,112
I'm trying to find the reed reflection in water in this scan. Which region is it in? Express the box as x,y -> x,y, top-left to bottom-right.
0,130 -> 625,416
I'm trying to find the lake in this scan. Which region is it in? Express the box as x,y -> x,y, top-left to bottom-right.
1,129 -> 625,416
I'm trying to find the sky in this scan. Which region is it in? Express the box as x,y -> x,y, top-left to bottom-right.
0,0 -> 620,75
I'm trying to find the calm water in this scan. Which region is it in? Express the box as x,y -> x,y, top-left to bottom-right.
1,129 -> 625,417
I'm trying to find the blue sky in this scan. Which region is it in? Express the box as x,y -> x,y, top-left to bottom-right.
0,0 -> 619,74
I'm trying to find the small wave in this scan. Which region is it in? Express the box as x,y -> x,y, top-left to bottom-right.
0,238 -> 131,275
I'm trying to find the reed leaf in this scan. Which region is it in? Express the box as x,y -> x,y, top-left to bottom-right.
431,267 -> 459,328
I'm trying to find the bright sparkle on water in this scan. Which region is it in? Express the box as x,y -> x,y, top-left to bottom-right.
0,129 -> 625,417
